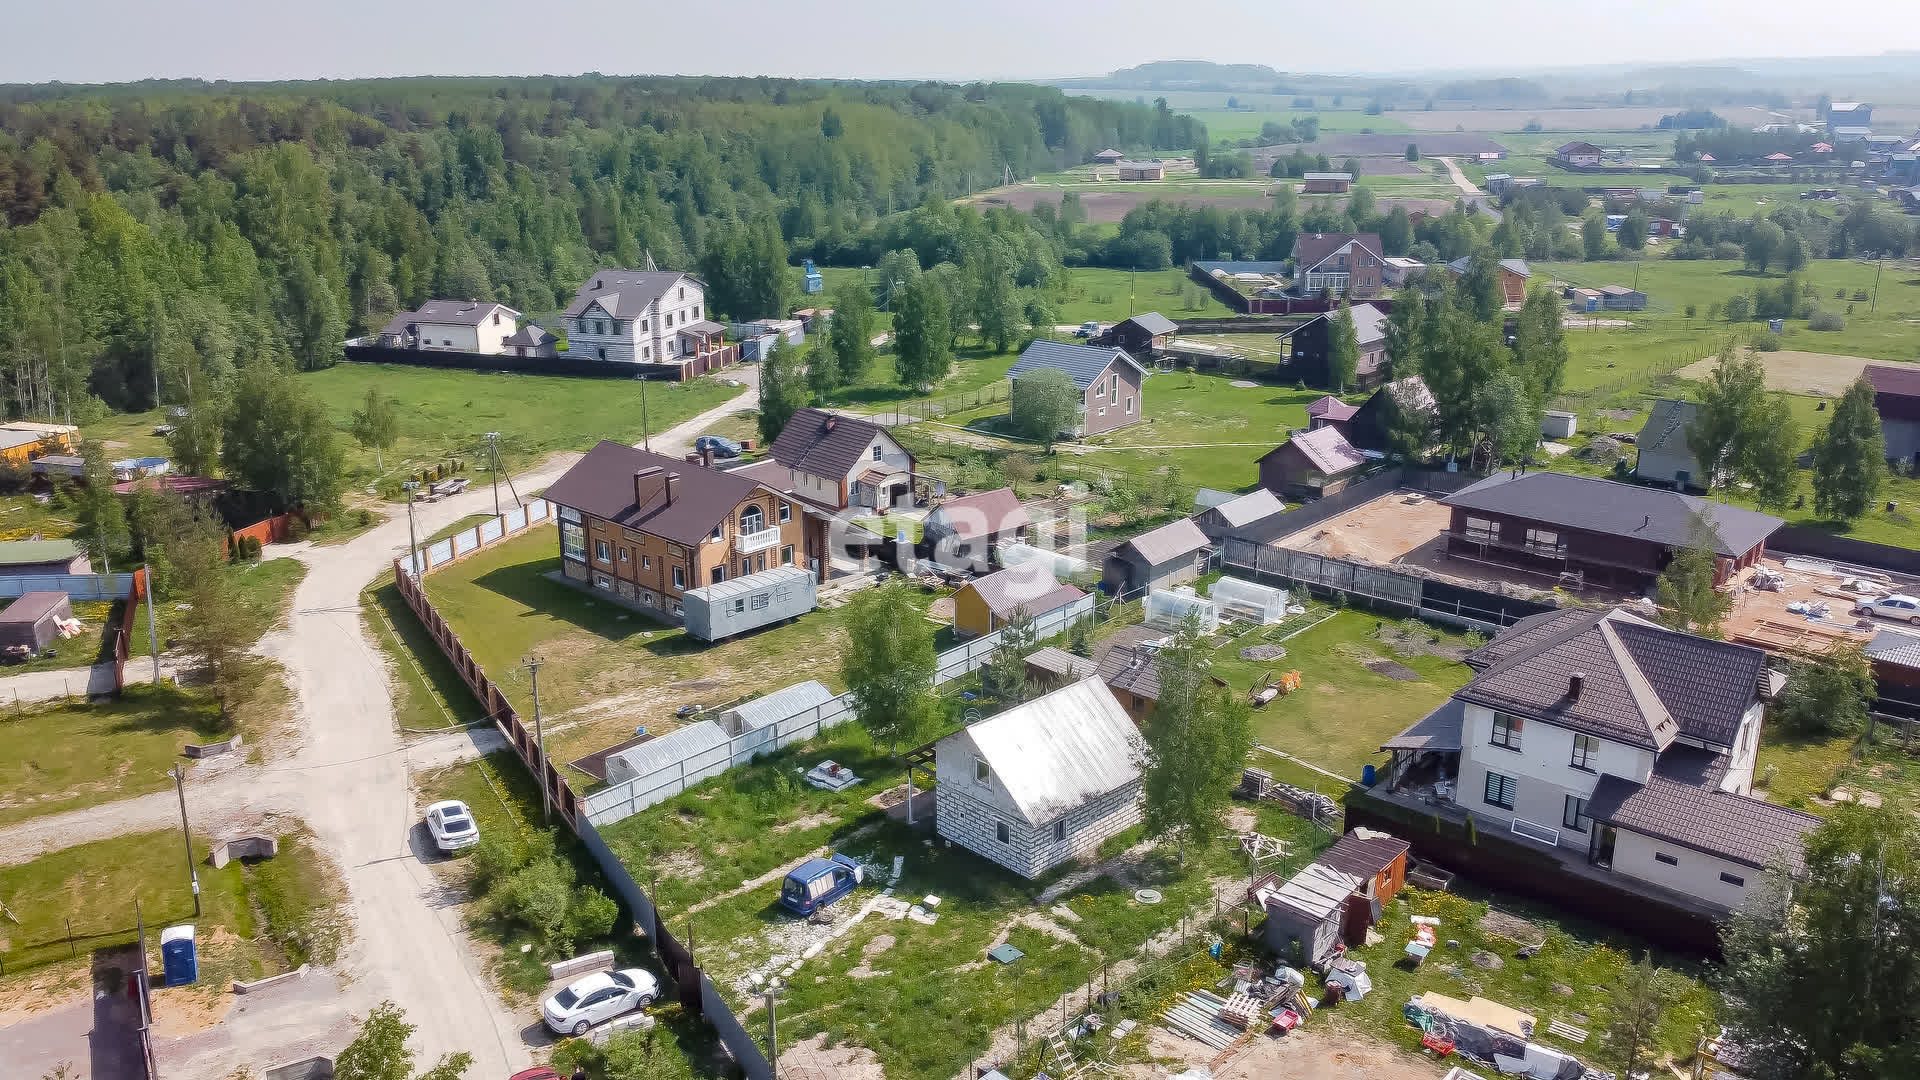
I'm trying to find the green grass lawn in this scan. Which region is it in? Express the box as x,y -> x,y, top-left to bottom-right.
1696,183 -> 1846,220
1536,259 -> 1916,332
819,346 -> 1019,412
0,493 -> 82,541
0,825 -> 344,984
0,684 -> 228,829
1056,267 -> 1236,324
416,526 -> 936,767
363,571 -> 487,734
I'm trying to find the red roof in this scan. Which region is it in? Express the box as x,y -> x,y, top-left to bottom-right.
1698,154 -> 1714,161
1812,143 -> 1834,153
1765,153 -> 1793,162
928,488 -> 1029,542
1305,396 -> 1359,422
1864,364 -> 1920,401
112,475 -> 227,497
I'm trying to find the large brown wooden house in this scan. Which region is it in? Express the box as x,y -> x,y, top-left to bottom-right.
546,441 -> 830,623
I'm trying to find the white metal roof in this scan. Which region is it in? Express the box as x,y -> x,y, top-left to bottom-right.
1264,860 -> 1365,924
952,678 -> 1145,826
683,563 -> 814,602
606,720 -> 730,778
719,680 -> 837,733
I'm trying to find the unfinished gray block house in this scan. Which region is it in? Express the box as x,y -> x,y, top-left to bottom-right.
934,678 -> 1146,879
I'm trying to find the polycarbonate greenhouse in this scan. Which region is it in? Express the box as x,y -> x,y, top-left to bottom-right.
1212,576 -> 1289,624
1144,586 -> 1219,633
997,541 -> 1089,579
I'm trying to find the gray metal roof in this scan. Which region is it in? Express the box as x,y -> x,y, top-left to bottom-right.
718,680 -> 837,733
381,300 -> 518,335
1121,518 -> 1211,568
963,563 -> 1085,620
1867,628 -> 1920,670
1382,697 -> 1465,752
563,269 -> 697,318
1024,646 -> 1096,680
1009,340 -> 1144,391
1118,312 -> 1177,336
1637,399 -> 1703,469
949,678 -> 1146,826
1443,471 -> 1782,558
1303,172 -> 1354,181
1205,489 -> 1284,529
1587,772 -> 1820,873
684,564 -> 815,602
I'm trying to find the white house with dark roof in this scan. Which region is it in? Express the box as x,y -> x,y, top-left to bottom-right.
1375,607 -> 1815,915
562,268 -> 733,373
378,300 -> 522,354
935,678 -> 1146,878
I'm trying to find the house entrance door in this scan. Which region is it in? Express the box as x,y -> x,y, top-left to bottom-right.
1590,825 -> 1616,869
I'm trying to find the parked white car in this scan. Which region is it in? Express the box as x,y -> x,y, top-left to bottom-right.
1855,594 -> 1920,625
542,968 -> 660,1036
424,800 -> 479,853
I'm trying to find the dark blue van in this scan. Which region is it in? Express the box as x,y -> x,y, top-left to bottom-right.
779,853 -> 864,915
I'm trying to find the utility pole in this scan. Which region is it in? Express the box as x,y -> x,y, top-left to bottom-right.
1872,257 -> 1884,312
485,432 -> 502,518
171,765 -> 200,916
640,376 -> 652,452
145,564 -> 160,685
405,497 -> 420,579
527,657 -> 550,824
765,988 -> 780,1077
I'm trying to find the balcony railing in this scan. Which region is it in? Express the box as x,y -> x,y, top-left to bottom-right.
735,526 -> 781,554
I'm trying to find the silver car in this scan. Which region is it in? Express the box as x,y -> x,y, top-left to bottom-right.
542,968 -> 660,1036
1856,593 -> 1920,625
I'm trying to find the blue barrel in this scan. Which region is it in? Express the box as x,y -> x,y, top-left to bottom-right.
160,924 -> 198,987
1361,764 -> 1378,786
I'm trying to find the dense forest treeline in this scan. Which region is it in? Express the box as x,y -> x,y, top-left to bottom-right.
0,75 -> 1202,419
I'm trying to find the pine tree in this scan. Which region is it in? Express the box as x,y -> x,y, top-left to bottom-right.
1326,301 -> 1360,392
1810,375 -> 1885,522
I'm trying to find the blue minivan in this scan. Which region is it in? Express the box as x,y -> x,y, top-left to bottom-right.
779,853 -> 865,915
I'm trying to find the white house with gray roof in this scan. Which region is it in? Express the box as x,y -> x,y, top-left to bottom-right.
378,300 -> 522,354
935,678 -> 1146,879
562,268 -> 729,370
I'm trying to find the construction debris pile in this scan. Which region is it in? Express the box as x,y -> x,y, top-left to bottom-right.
1403,994 -> 1613,1080
1238,767 -> 1340,822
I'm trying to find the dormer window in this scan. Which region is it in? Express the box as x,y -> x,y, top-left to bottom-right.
871,445 -> 883,461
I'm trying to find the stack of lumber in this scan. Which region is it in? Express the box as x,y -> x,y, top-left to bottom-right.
1159,989 -> 1246,1051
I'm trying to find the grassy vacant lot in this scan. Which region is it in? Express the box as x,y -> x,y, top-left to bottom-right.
1058,266 -> 1235,324
1538,259 -> 1917,336
1205,608 -> 1474,779
0,685 -> 226,829
363,571 -> 487,734
598,715 -> 1335,1080
0,825 -> 345,984
1324,885 -> 1718,1068
418,526 -> 939,768
0,493 -> 82,541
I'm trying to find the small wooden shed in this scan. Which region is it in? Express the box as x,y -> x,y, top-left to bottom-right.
1254,828 -> 1409,964
0,591 -> 74,653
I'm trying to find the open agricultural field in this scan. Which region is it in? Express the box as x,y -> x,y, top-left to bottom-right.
1695,183 -> 1848,219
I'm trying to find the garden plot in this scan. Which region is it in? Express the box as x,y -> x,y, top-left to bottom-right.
1673,349 -> 1919,398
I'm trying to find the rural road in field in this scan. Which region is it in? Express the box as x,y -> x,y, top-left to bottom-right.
1436,156 -> 1503,223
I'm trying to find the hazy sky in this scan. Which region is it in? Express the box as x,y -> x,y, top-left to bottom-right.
6,0 -> 1910,84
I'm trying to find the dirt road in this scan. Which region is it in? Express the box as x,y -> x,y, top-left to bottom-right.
1436,156 -> 1482,197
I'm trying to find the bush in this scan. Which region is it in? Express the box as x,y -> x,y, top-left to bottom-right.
1752,332 -> 1783,352
1684,304 -> 1697,319
496,858 -> 572,944
1712,241 -> 1744,260
1807,310 -> 1846,332
1724,294 -> 1752,322
564,887 -> 620,946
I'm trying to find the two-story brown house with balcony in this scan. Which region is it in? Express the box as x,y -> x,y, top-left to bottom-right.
545,441 -> 829,623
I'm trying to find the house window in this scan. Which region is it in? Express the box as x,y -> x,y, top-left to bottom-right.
672,603 -> 683,617
672,566 -> 685,589
751,593 -> 769,610
779,502 -> 792,523
1463,516 -> 1497,544
640,590 -> 655,606
1053,820 -> 1066,842
694,305 -> 701,318
740,558 -> 751,577
619,548 -> 629,563
1720,871 -> 1746,887
741,504 -> 765,533
678,287 -> 685,300
996,822 -> 1010,844
642,347 -> 650,360
1524,528 -> 1566,556
597,347 -> 606,360
711,525 -> 724,542
1490,712 -> 1523,751
593,573 -> 613,590
642,556 -> 651,569
640,319 -> 648,332
561,522 -> 587,561
1655,852 -> 1679,866
1562,795 -> 1590,833
871,445 -> 883,462
974,757 -> 990,785
781,545 -> 795,565
1484,771 -> 1517,811
732,598 -> 746,614
1571,733 -> 1597,771
711,566 -> 725,584
594,539 -> 612,563
559,505 -> 582,523
1126,396 -> 1134,414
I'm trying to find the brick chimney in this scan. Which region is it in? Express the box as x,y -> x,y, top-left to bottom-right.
1568,671 -> 1585,700
634,466 -> 666,508
665,471 -> 679,505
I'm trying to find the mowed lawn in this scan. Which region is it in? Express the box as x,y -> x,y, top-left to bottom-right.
418,525 -> 939,769
0,685 -> 228,829
1202,608 -> 1473,779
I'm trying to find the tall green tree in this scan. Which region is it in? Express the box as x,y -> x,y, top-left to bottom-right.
981,606 -> 1037,704
1472,372 -> 1536,467
1381,287 -> 1425,381
756,335 -> 808,446
968,238 -> 1023,352
219,367 -> 346,511
1010,368 -> 1081,452
1512,287 -> 1569,404
1654,514 -> 1734,637
350,387 -> 400,470
825,280 -> 876,384
892,275 -> 952,389
1456,252 -> 1504,322
75,441 -> 130,574
334,1001 -> 473,1080
804,337 -> 841,401
1326,301 -> 1360,392
168,499 -> 252,714
1418,301 -> 1506,456
1139,614 -> 1252,864
1774,640 -> 1875,737
1617,210 -> 1649,250
1689,343 -> 1768,494
1604,954 -> 1676,1078
166,383 -> 224,478
1746,394 -> 1801,511
841,582 -> 936,756
1810,375 -> 1886,523
1582,214 -> 1611,260
1744,220 -> 1786,272
1721,806 -> 1920,1080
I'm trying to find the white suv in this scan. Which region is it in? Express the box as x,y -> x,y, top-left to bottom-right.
1856,593 -> 1920,625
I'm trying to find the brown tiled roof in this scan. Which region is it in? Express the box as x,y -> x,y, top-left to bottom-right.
768,408 -> 892,480
1587,773 -> 1819,873
544,440 -> 766,546
1293,232 -> 1384,274
1306,396 -> 1359,421
1864,363 -> 1920,400
963,564 -> 1085,620
1461,608 -> 1766,749
930,488 -> 1030,543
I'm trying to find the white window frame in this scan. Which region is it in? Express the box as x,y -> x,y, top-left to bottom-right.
1463,516 -> 1497,544
672,566 -> 685,589
594,539 -> 612,563
1490,711 -> 1523,752
1571,733 -> 1597,771
778,501 -> 792,523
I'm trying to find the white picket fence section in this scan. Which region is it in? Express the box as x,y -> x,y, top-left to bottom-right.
403,498 -> 550,577
582,591 -> 1097,827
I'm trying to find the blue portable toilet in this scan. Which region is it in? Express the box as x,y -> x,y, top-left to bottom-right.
1362,763 -> 1378,786
1768,318 -> 1785,333
160,924 -> 198,986
802,258 -> 824,295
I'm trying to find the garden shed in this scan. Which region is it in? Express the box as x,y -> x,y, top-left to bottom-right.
0,591 -> 73,653
1254,828 -> 1410,964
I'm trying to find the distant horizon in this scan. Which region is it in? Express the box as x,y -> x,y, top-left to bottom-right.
7,0 -> 1916,88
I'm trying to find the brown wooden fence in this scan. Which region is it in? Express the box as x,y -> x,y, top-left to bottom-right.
111,566 -> 148,694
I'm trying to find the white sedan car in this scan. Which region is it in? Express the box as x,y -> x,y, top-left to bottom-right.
424,800 -> 480,853
1856,593 -> 1920,625
542,968 -> 660,1036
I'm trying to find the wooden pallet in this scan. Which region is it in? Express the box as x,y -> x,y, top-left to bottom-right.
1546,1018 -> 1589,1044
